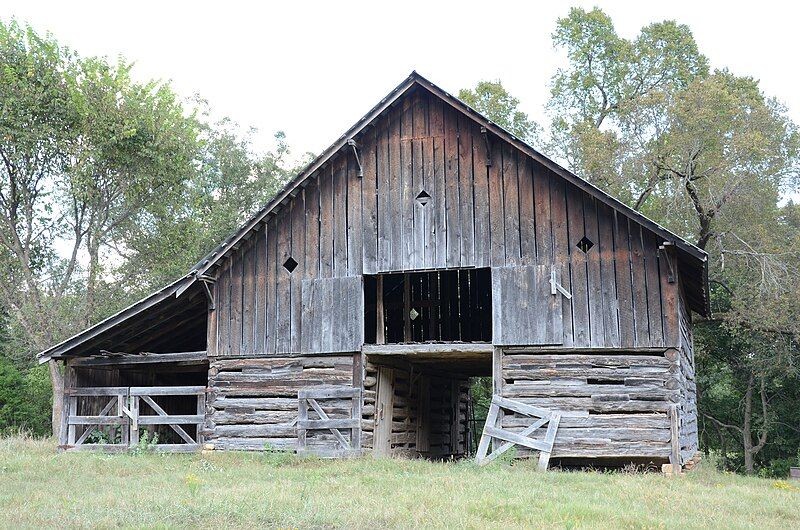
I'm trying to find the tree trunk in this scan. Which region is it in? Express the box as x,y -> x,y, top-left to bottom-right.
49,360 -> 64,437
85,239 -> 100,327
742,374 -> 755,474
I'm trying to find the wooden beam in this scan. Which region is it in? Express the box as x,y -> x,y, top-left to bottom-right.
363,343 -> 493,356
69,351 -> 208,367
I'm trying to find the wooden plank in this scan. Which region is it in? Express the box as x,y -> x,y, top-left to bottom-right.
362,343 -> 493,355
229,244 -> 243,356
566,183 -> 589,346
502,144 -> 521,265
488,133 -> 505,267
276,208 -> 292,353
254,227 -> 267,353
388,105 -> 403,271
347,149 -> 363,277
443,106 -> 461,267
265,217 -> 278,353
670,403 -> 682,473
430,96 -> 446,269
373,367 -> 394,456
411,90 -> 428,270
70,351 -> 208,366
129,386 -> 206,396
66,386 -> 129,397
319,165 -> 334,278
217,261 -> 231,356
307,398 -> 350,449
583,195 -> 605,347
298,418 -> 360,429
298,386 -> 359,400
629,223 -> 651,347
137,415 -> 204,425
532,161 -> 553,264
643,232 -> 664,347
517,154 -> 535,264
332,155 -> 348,276
304,177 -> 321,281
537,413 -> 561,471
614,212 -> 636,348
457,113 -> 476,266
361,127 -> 378,274
241,238 -> 255,354
400,95 -> 414,270
483,426 -> 551,452
549,175 -> 573,346
597,203 -> 621,348
475,398 -> 499,463
291,192 -> 305,353
297,393 -> 308,450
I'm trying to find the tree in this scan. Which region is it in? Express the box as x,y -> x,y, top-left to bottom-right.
459,80 -> 541,145
0,19 -> 201,434
548,7 -> 800,475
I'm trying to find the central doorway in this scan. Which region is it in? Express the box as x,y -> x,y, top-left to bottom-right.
362,345 -> 492,459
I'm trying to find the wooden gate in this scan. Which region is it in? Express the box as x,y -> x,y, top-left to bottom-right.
297,386 -> 361,458
61,385 -> 206,452
475,395 -> 574,470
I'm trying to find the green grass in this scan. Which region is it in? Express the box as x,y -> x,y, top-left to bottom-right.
1,436 -> 798,529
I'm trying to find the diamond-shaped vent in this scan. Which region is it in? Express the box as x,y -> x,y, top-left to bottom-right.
283,257 -> 298,273
415,190 -> 431,206
576,236 -> 594,253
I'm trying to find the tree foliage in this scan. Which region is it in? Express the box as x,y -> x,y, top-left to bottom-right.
549,7 -> 800,475
459,80 -> 541,145
0,19 -> 296,436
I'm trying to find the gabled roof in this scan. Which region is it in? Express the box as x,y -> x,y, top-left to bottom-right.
180,71 -> 709,312
38,71 -> 710,362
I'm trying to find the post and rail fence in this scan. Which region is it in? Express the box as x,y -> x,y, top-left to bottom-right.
60,385 -> 206,452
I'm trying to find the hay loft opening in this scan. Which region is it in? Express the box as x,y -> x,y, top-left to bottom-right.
363,268 -> 492,344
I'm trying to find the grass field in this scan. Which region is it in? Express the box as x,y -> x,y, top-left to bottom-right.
1,436 -> 798,529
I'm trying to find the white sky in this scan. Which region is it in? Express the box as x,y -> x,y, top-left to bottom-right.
5,0 -> 800,161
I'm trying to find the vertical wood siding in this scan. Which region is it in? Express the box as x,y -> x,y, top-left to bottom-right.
211,88 -> 681,356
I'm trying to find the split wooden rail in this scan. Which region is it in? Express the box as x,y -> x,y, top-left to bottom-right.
61,385 -> 206,452
476,395 -> 586,470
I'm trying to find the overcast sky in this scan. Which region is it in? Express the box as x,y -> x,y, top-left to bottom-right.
5,1 -> 799,160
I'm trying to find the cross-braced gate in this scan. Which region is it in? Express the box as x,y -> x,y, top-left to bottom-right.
297,386 -> 361,458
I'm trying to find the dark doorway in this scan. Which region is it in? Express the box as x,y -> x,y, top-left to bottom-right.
363,268 -> 492,344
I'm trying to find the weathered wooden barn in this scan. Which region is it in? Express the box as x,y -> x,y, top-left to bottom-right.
39,72 -> 708,468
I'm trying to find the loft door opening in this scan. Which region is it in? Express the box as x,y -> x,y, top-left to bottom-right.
364,268 -> 492,344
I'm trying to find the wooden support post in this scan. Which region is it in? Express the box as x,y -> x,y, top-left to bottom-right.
403,273 -> 411,342
58,363 -> 73,448
669,403 -> 682,475
129,395 -> 139,446
119,391 -> 129,446
373,367 -> 394,456
492,347 -> 504,452
376,275 -> 385,344
196,391 -> 205,445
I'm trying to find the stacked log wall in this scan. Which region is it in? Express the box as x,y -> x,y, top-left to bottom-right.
205,355 -> 358,451
500,348 -> 677,460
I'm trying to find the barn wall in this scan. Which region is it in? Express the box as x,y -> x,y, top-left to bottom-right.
204,354 -> 359,451
499,347 -> 677,460
208,87 -> 681,356
676,280 -> 699,464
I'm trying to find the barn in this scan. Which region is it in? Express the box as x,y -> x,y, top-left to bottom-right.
38,72 -> 708,469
